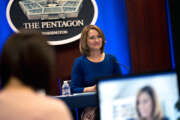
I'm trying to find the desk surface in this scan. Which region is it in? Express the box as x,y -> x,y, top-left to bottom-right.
55,92 -> 97,109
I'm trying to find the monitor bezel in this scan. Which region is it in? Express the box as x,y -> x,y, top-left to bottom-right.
96,70 -> 179,120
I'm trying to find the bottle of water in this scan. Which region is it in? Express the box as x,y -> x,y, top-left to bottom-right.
62,80 -> 71,96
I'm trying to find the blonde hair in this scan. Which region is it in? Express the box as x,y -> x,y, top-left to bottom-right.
79,25 -> 105,56
136,86 -> 164,120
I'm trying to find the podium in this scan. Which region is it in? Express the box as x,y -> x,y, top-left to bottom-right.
55,92 -> 97,109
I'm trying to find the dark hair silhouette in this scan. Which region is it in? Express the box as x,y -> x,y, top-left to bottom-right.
0,31 -> 55,92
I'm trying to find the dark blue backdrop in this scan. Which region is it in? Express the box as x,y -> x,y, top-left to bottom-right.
0,0 -> 132,74
0,0 -> 13,54
0,0 -> 175,77
95,0 -> 131,74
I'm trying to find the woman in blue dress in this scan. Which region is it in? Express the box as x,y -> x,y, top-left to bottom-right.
71,25 -> 121,94
71,25 -> 122,94
70,25 -> 122,120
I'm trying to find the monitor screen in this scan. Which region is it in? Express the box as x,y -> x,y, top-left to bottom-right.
97,71 -> 180,120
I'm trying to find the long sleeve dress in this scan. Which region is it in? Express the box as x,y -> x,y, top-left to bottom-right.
70,54 -> 122,94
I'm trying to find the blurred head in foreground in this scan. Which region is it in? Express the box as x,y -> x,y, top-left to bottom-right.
0,30 -> 55,92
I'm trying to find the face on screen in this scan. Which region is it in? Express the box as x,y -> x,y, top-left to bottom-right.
137,92 -> 153,119
98,72 -> 179,120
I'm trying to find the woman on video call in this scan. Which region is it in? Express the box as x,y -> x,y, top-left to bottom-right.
70,24 -> 122,94
136,86 -> 168,120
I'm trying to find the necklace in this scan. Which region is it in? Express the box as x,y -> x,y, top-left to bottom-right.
87,53 -> 105,62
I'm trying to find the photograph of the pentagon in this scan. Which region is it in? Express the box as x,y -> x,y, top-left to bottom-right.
18,0 -> 83,20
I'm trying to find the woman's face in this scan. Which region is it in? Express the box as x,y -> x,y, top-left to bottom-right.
87,29 -> 103,52
137,92 -> 153,119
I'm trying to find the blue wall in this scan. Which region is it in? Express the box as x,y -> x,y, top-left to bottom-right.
0,0 -> 13,54
96,0 -> 132,74
2,0 -> 161,75
165,0 -> 175,69
0,0 -> 176,78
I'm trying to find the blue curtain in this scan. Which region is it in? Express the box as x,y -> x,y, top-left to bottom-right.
0,0 -> 13,54
0,0 -> 132,75
0,0 -> 176,76
165,0 -> 175,69
96,0 -> 132,74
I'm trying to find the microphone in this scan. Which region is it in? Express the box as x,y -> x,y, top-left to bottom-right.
119,63 -> 130,74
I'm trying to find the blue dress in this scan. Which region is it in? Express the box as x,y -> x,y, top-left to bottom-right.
70,54 -> 122,93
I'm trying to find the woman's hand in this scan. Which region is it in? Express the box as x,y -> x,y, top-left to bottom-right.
83,85 -> 96,93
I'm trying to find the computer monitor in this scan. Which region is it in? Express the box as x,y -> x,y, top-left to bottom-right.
97,71 -> 180,120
